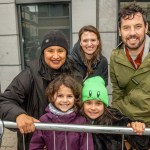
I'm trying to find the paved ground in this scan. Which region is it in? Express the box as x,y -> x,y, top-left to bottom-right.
1,128 -> 17,150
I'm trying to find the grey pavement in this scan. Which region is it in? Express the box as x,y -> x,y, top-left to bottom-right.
1,128 -> 17,150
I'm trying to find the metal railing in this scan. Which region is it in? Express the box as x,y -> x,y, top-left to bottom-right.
2,121 -> 150,135
1,120 -> 150,150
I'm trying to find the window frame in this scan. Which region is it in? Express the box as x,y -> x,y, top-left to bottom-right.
16,0 -> 71,4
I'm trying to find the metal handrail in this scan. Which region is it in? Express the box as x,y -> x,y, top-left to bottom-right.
3,121 -> 150,135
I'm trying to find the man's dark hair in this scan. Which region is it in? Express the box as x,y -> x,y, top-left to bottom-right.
118,3 -> 147,28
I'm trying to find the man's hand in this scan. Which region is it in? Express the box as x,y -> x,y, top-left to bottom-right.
16,114 -> 40,134
127,121 -> 145,135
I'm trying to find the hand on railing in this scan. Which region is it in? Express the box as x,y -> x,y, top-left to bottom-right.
16,114 -> 40,134
127,122 -> 146,136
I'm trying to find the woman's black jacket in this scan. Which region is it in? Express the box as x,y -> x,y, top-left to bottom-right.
0,56 -> 81,150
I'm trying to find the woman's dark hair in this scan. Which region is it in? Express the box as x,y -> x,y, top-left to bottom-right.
78,25 -> 102,74
118,3 -> 147,28
45,74 -> 82,112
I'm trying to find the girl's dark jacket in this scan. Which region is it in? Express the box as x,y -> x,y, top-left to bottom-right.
92,107 -> 150,150
0,55 -> 82,150
70,41 -> 108,85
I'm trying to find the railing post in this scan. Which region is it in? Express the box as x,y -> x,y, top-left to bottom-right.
121,134 -> 124,150
0,82 -> 1,93
0,119 -> 4,147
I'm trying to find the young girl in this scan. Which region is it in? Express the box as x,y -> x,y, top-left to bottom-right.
29,74 -> 94,150
81,76 -> 150,150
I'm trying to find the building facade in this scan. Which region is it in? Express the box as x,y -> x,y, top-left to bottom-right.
0,0 -> 150,93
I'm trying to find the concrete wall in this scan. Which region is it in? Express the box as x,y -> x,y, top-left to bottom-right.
0,1 -> 19,149
72,0 -> 97,44
0,0 -> 21,92
99,0 -> 117,101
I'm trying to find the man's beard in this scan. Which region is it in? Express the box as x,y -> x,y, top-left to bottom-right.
125,35 -> 145,50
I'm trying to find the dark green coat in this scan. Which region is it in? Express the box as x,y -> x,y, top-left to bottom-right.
110,36 -> 150,127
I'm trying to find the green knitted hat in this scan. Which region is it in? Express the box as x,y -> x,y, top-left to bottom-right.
82,76 -> 109,106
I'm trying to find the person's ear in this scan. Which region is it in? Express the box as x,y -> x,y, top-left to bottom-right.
80,41 -> 82,46
145,22 -> 149,34
119,28 -> 121,37
97,39 -> 100,45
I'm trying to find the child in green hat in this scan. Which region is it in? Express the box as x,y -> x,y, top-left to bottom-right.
81,76 -> 150,150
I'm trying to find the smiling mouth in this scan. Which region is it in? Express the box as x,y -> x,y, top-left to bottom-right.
128,38 -> 138,41
126,37 -> 139,44
89,112 -> 97,115
52,60 -> 60,64
60,104 -> 69,107
86,47 -> 95,50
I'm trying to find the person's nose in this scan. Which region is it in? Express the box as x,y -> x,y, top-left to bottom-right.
90,104 -> 96,110
130,27 -> 136,35
87,40 -> 92,46
62,96 -> 67,102
53,51 -> 59,59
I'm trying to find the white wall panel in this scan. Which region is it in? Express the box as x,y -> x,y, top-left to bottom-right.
0,3 -> 18,35
0,0 -> 15,3
72,0 -> 96,33
99,0 -> 117,32
0,36 -> 20,65
0,66 -> 21,92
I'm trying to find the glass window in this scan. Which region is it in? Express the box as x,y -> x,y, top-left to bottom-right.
18,3 -> 70,67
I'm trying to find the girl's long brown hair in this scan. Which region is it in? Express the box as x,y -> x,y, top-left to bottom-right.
94,106 -> 119,125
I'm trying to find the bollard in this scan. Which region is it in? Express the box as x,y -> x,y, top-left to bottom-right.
0,119 -> 4,147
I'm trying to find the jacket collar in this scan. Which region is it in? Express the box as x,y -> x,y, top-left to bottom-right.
44,105 -> 77,123
48,103 -> 74,116
114,34 -> 150,69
